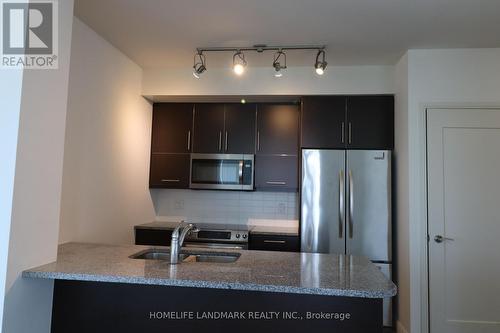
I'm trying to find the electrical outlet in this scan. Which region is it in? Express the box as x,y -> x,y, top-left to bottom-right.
277,202 -> 286,215
174,199 -> 185,211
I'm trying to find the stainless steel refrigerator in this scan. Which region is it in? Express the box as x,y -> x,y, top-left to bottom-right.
301,149 -> 392,326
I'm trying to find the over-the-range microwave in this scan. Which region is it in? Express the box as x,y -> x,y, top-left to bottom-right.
190,153 -> 254,191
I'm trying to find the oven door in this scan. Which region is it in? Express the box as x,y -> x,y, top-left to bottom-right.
190,154 -> 254,190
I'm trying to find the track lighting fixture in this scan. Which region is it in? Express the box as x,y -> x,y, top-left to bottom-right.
273,50 -> 287,77
232,50 -> 247,75
192,51 -> 206,78
314,49 -> 327,75
193,45 -> 327,78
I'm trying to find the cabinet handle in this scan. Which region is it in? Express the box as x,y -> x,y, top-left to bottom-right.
187,131 -> 191,151
263,240 -> 286,244
348,122 -> 352,144
266,181 -> 286,185
161,179 -> 180,182
341,122 -> 345,143
257,131 -> 260,151
225,131 -> 228,151
218,131 -> 222,151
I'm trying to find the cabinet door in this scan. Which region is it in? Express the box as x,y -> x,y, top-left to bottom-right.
346,96 -> 394,149
150,154 -> 190,188
193,104 -> 225,153
151,103 -> 193,153
256,104 -> 299,155
255,155 -> 298,191
301,96 -> 346,149
224,104 -> 256,154
249,234 -> 300,252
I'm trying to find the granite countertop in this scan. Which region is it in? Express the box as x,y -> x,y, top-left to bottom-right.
23,242 -> 396,298
134,221 -> 299,236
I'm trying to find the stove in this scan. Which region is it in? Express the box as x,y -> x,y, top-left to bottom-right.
183,223 -> 250,250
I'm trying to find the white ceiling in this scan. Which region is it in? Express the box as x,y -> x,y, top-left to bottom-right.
74,0 -> 500,68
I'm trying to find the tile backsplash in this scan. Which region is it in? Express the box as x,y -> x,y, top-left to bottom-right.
150,189 -> 298,225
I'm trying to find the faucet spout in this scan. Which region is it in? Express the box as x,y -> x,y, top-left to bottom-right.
170,221 -> 198,264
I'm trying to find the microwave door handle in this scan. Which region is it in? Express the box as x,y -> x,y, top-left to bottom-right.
239,160 -> 243,184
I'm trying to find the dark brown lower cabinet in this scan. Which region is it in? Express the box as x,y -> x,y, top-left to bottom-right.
249,234 -> 300,252
255,155 -> 298,192
150,154 -> 190,188
135,229 -> 172,246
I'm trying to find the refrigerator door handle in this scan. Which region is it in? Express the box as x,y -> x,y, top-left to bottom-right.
348,170 -> 354,239
339,170 -> 344,238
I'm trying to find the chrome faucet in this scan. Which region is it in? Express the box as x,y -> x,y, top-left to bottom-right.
170,221 -> 198,264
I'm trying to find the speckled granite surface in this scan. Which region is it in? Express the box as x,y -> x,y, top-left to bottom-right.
23,243 -> 396,298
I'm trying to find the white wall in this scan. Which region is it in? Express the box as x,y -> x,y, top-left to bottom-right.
1,1 -> 74,332
142,65 -> 395,96
398,48 -> 500,333
58,18 -> 156,245
0,68 -> 24,332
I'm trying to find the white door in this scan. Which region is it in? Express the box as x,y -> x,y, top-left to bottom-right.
427,108 -> 500,333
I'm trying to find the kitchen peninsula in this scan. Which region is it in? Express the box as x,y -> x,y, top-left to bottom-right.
23,243 -> 396,333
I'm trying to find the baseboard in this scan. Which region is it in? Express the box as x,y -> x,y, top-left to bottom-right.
396,321 -> 409,333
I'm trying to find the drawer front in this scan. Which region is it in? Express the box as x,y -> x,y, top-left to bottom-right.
249,234 -> 300,252
135,229 -> 172,246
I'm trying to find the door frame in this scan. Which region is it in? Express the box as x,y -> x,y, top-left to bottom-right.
417,104 -> 500,333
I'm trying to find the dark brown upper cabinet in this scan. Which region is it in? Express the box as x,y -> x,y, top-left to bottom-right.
149,154 -> 190,188
301,96 -> 346,149
224,104 -> 256,154
193,104 -> 225,153
256,104 -> 299,155
346,95 -> 394,149
254,155 -> 298,192
151,103 -> 193,153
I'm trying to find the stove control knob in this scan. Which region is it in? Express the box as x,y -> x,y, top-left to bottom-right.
242,234 -> 247,239
236,234 -> 240,239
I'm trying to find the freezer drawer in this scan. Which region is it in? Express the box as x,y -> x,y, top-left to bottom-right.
346,150 -> 391,262
374,263 -> 393,327
301,149 -> 346,254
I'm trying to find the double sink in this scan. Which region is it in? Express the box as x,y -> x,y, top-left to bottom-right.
130,248 -> 241,264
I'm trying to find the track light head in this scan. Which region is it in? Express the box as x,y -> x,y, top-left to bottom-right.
273,50 -> 287,78
314,49 -> 327,75
232,50 -> 247,75
193,51 -> 207,78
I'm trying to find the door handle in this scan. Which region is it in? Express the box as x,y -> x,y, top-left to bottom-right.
348,170 -> 354,239
339,170 -> 344,238
341,122 -> 345,144
187,131 -> 191,151
434,235 -> 454,243
266,181 -> 286,185
161,179 -> 180,182
348,122 -> 352,144
225,131 -> 228,151
257,131 -> 260,151
263,240 -> 286,244
218,131 -> 222,151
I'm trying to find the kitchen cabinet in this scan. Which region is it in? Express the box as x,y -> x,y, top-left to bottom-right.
255,155 -> 298,191
256,104 -> 299,154
193,103 -> 256,154
301,96 -> 394,150
301,96 -> 346,149
346,95 -> 394,149
135,229 -> 172,246
151,103 -> 193,154
149,154 -> 190,188
255,104 -> 299,192
192,103 -> 225,153
224,103 -> 256,154
249,234 -> 300,252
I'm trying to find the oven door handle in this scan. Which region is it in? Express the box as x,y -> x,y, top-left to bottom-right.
184,242 -> 246,250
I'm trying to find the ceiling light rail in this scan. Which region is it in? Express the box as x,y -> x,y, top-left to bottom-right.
192,44 -> 327,78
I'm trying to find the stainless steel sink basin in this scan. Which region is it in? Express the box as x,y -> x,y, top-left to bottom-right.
129,249 -> 241,263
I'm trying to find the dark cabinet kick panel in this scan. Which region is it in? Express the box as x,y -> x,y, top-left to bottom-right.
255,155 -> 298,192
301,96 -> 346,149
346,96 -> 394,149
151,103 -> 193,153
224,104 -> 256,154
193,103 -> 225,153
257,104 -> 299,155
150,154 -> 190,188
